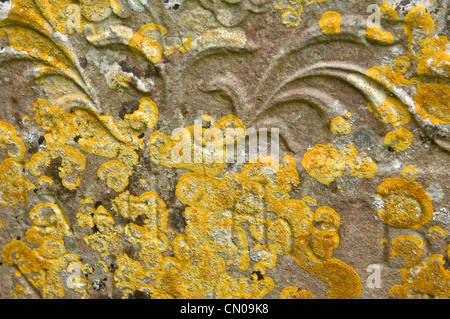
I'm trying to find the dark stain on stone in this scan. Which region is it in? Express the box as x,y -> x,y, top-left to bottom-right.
252,270 -> 264,281
119,100 -> 140,119
145,64 -> 160,78
133,214 -> 146,227
129,290 -> 149,299
169,208 -> 186,233
352,128 -> 376,150
79,57 -> 88,69
38,135 -> 45,145
119,60 -> 140,78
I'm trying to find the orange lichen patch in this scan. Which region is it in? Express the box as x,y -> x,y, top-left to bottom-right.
340,144 -> 376,179
366,27 -> 393,45
319,11 -> 341,35
149,114 -> 245,177
33,0 -> 84,35
366,56 -> 412,90
416,37 -> 450,78
279,286 -> 315,299
414,83 -> 450,125
78,0 -> 113,22
2,202 -> 90,298
38,176 -> 54,187
305,0 -> 327,4
302,143 -> 376,184
114,253 -> 153,298
380,1 -> 398,23
124,97 -> 159,131
0,158 -> 35,207
302,196 -> 317,206
11,285 -> 29,299
391,235 -> 423,266
0,121 -> 26,160
376,171 -> 433,229
150,152 -> 360,298
390,235 -> 450,299
401,166 -> 418,182
129,23 -> 168,64
330,117 -> 351,136
112,191 -> 169,270
26,151 -> 51,176
76,192 -> 171,297
403,5 -> 434,37
384,128 -> 413,152
109,74 -> 131,91
403,6 -> 434,62
428,226 -> 446,239
52,145 -> 86,190
0,4 -> 84,86
31,97 -> 158,189
29,203 -> 73,238
366,96 -> 411,127
97,160 -> 132,193
380,238 -> 388,246
0,121 -> 35,206
178,36 -> 192,54
302,144 -> 345,184
280,6 -> 303,29
78,204 -> 123,255
310,258 -> 361,299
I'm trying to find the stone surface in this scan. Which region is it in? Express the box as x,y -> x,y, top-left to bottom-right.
0,0 -> 448,299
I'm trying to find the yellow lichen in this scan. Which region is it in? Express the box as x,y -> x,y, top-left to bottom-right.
2,202 -> 90,298
330,117 -> 351,136
97,160 -> 132,193
340,144 -> 376,179
0,121 -> 26,160
302,143 -> 376,184
402,166 -> 418,182
390,235 -> 450,298
279,286 -> 315,299
366,56 -> 412,90
0,158 -> 35,207
384,128 -> 413,152
129,23 -> 168,64
26,152 -> 51,176
148,151 -> 360,298
149,114 -> 245,177
11,285 -> 29,299
380,1 -> 398,23
366,97 -> 411,127
302,144 -> 345,184
376,170 -> 433,229
366,26 -> 394,45
403,6 -> 434,62
414,83 -> 450,125
178,36 -> 192,54
428,226 -> 446,239
38,176 -> 54,187
31,97 -> 158,190
319,11 -> 341,35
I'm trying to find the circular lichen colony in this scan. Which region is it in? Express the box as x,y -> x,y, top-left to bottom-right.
376,177 -> 433,230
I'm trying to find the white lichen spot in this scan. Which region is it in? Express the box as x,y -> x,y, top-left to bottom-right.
0,0 -> 11,22
432,207 -> 450,225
